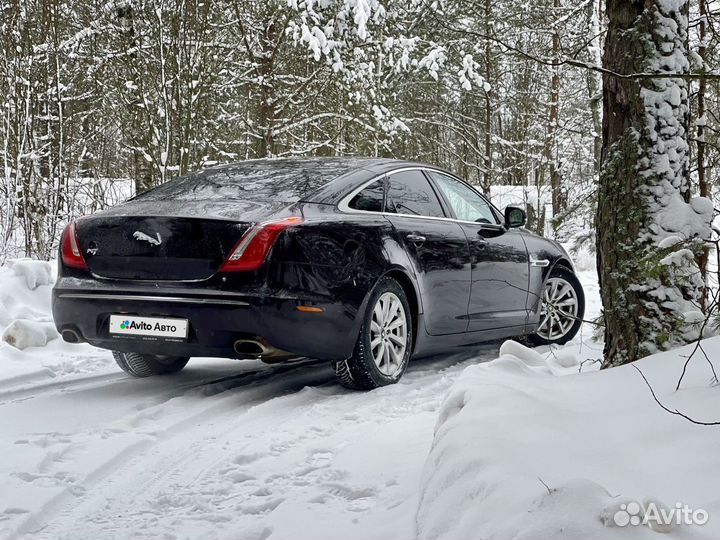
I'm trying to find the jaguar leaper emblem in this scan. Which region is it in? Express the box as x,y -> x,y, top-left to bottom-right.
133,230 -> 162,246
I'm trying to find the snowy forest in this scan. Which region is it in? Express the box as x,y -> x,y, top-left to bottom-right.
3,0 -> 720,363
2,1 -> 720,538
0,0 -> 641,259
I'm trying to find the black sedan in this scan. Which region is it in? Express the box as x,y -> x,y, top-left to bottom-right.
52,158 -> 584,389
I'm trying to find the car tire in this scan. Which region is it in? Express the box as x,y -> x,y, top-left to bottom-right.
528,266 -> 585,346
334,276 -> 413,390
112,351 -> 189,377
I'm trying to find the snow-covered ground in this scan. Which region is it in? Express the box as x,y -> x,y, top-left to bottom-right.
418,339 -> 720,540
0,256 -> 717,540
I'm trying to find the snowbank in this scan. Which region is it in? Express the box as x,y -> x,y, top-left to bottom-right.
417,339 -> 720,539
2,320 -> 58,350
0,260 -> 112,387
10,259 -> 54,290
0,260 -> 57,341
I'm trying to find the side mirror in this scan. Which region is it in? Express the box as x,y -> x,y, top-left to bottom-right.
504,206 -> 526,228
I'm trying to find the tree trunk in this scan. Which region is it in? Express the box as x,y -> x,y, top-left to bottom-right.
586,0 -> 603,173
596,0 -> 711,367
117,5 -> 153,194
547,0 -> 562,224
482,0 -> 492,191
696,0 -> 709,300
255,16 -> 277,158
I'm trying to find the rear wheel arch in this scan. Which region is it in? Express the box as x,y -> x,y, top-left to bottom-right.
351,267 -> 420,356
336,275 -> 413,390
382,268 -> 420,353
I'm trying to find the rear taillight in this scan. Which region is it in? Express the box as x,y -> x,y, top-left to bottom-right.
220,216 -> 304,272
61,221 -> 88,269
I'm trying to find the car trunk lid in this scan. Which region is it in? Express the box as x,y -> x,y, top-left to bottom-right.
75,216 -> 251,281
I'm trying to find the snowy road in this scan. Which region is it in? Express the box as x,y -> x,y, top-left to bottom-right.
0,345 -> 506,540
0,262 -> 602,540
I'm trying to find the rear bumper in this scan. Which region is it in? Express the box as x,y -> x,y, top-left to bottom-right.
52,288 -> 360,361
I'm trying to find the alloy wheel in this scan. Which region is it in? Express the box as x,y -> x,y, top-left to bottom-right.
536,276 -> 579,341
369,291 -> 408,376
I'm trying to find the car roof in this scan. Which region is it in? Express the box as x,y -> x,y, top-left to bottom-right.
227,157 -> 456,204
202,156 -> 428,176
134,157 -> 459,208
196,157 -> 454,205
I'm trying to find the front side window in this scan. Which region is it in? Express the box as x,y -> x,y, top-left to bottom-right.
386,171 -> 445,218
428,171 -> 498,224
349,180 -> 384,212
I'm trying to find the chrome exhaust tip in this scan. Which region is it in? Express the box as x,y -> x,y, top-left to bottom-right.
61,328 -> 83,344
233,339 -> 266,358
233,338 -> 295,362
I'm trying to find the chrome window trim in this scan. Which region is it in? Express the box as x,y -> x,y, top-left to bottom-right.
338,166 -> 508,228
57,293 -> 251,306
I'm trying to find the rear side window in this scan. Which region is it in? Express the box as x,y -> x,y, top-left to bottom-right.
386,171 -> 445,218
349,180 -> 384,212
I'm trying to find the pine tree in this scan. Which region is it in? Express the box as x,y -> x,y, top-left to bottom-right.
596,0 -> 712,366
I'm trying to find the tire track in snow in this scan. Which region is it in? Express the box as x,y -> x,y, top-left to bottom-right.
0,372 -> 124,404
4,358 -> 334,539
0,357 -> 323,405
20,350 -> 497,540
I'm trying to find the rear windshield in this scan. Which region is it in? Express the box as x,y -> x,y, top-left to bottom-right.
133,159 -> 355,202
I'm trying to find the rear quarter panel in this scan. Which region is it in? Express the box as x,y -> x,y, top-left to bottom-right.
269,203 -> 416,358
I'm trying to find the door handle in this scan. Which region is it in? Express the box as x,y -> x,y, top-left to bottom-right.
530,258 -> 550,267
406,234 -> 426,245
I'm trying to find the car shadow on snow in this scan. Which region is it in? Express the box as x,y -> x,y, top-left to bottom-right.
82,339 -> 505,405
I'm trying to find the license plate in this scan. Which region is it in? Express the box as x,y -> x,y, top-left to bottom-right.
109,315 -> 188,341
